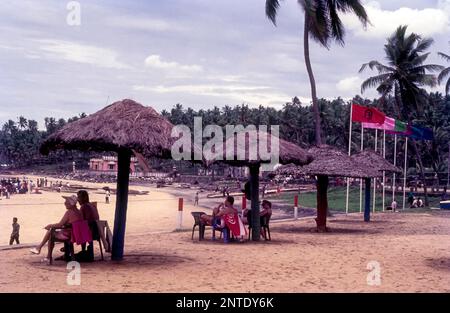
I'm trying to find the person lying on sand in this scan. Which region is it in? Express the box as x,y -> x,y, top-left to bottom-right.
29,195 -> 83,263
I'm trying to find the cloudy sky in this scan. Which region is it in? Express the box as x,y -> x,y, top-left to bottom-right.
0,0 -> 449,127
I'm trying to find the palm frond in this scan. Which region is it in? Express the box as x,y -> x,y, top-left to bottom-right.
415,74 -> 438,88
265,0 -> 282,25
408,52 -> 430,67
412,64 -> 445,73
438,52 -> 450,62
376,80 -> 394,97
327,1 -> 345,45
438,67 -> 450,84
412,37 -> 434,55
359,60 -> 394,74
390,25 -> 408,44
306,0 -> 331,48
446,77 -> 450,95
336,0 -> 369,26
360,73 -> 392,94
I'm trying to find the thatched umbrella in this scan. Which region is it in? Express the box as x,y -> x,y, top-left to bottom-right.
351,150 -> 402,173
278,145 -> 400,229
279,145 -> 380,230
274,163 -> 305,176
205,129 -> 313,240
352,150 -> 402,220
303,145 -> 382,230
40,99 -> 174,260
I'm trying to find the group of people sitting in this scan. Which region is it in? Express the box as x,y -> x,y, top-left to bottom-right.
29,190 -> 100,264
199,196 -> 272,241
411,197 -> 425,208
407,192 -> 425,208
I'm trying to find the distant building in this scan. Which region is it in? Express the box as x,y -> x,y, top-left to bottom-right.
89,156 -> 139,174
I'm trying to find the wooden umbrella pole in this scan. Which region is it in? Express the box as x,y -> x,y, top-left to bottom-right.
111,149 -> 132,260
250,164 -> 261,241
364,178 -> 371,222
316,175 -> 329,231
359,125 -> 364,213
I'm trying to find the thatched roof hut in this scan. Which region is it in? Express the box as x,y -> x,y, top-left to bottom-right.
303,145 -> 382,178
276,145 -> 381,178
204,129 -> 313,167
204,129 -> 312,241
351,150 -> 401,174
40,99 -> 174,158
275,145 -> 400,230
277,146 -> 401,178
274,163 -> 305,176
40,99 -> 175,261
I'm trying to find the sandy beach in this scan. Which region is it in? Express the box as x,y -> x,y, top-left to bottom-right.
0,177 -> 449,292
0,175 -> 208,246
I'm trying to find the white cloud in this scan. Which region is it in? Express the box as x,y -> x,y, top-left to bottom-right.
0,44 -> 24,52
134,83 -> 269,95
272,53 -> 303,73
105,15 -> 187,32
144,55 -> 203,72
0,0 -> 58,26
37,39 -> 130,69
438,0 -> 450,14
133,83 -> 291,106
343,1 -> 450,38
336,76 -> 362,93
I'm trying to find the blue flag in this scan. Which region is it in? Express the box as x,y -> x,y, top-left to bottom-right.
410,126 -> 434,141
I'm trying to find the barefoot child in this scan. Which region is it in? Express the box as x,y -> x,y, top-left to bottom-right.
10,217 -> 20,245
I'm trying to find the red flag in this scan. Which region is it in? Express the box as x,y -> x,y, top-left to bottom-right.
351,104 -> 385,124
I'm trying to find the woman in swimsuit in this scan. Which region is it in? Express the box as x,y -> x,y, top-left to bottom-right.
30,195 -> 83,263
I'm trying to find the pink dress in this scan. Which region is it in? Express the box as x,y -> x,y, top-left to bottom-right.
71,220 -> 93,245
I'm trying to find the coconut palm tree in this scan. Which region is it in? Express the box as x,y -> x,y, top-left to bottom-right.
265,0 -> 369,145
360,25 -> 444,206
438,52 -> 450,95
360,26 -> 443,116
18,116 -> 28,130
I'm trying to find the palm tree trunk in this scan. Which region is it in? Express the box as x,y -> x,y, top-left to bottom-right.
316,175 -> 328,232
393,84 -> 403,117
303,13 -> 322,146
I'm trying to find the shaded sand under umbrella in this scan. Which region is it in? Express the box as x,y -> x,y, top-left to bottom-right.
204,129 -> 313,240
40,99 -> 175,260
278,145 -> 399,231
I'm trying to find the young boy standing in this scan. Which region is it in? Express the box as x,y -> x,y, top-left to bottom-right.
10,217 -> 20,245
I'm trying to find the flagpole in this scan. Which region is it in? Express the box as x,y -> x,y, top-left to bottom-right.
382,130 -> 386,211
373,129 -> 378,213
359,125 -> 364,213
392,134 -> 397,202
346,104 -> 353,214
447,141 -> 450,189
402,137 -> 408,210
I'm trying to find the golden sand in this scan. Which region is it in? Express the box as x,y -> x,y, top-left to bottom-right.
0,176 -> 449,292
